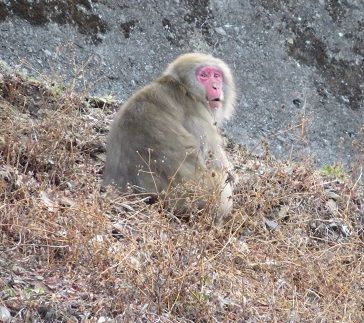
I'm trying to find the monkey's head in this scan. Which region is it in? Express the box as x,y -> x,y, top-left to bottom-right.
163,53 -> 236,124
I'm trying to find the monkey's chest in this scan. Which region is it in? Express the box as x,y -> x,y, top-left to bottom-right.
192,128 -> 224,169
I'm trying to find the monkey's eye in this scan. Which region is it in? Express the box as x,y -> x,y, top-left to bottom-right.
214,72 -> 222,79
199,71 -> 209,79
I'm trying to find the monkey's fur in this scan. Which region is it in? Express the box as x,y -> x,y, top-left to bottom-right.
103,53 -> 236,222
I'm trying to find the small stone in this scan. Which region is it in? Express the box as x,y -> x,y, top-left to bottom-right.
324,190 -> 341,201
43,49 -> 52,56
326,199 -> 338,214
0,305 -> 11,321
215,27 -> 227,36
59,196 -> 75,207
264,218 -> 279,231
278,205 -> 289,219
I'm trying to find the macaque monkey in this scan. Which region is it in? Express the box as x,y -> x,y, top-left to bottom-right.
103,53 -> 236,223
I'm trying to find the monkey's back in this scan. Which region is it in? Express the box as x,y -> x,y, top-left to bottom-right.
103,77 -> 211,193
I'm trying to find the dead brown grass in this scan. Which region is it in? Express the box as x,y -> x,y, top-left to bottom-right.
0,69 -> 363,322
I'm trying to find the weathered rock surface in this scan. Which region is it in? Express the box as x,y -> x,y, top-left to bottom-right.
0,0 -> 363,169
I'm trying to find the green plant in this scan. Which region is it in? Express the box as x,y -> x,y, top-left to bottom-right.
320,164 -> 345,179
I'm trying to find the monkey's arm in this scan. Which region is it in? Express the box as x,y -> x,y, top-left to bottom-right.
136,112 -> 207,188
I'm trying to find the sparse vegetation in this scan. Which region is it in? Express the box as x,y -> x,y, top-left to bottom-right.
0,70 -> 363,322
320,164 -> 346,179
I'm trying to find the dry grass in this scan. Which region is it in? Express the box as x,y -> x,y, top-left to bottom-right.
0,69 -> 363,322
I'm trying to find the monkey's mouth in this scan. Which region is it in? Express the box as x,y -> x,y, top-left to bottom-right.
208,98 -> 222,109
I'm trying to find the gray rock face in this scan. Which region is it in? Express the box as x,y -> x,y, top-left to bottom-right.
0,0 -> 363,169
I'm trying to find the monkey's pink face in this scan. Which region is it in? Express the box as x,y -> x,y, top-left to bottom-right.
196,66 -> 224,109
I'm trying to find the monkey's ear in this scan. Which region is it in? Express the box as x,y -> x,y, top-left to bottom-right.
220,72 -> 236,122
213,84 -> 236,126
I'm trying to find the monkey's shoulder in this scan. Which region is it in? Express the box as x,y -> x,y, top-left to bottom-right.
117,78 -> 193,121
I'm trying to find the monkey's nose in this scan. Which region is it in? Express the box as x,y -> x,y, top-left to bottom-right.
211,81 -> 221,90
